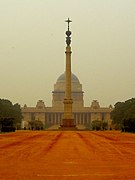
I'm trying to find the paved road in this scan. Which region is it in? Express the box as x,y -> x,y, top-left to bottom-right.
0,131 -> 135,179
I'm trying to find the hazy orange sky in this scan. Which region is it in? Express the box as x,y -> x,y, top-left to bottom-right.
0,0 -> 135,107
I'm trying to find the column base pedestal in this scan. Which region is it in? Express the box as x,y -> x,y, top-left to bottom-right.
59,120 -> 78,131
59,125 -> 78,131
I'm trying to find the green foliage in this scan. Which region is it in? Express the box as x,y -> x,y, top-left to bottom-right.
29,120 -> 43,130
1,118 -> 16,132
0,99 -> 23,129
122,118 -> 135,133
111,98 -> 135,129
91,120 -> 101,130
102,121 -> 108,130
85,120 -> 108,131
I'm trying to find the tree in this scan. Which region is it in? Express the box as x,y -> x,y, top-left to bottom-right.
28,120 -> 43,130
122,118 -> 135,133
102,121 -> 108,130
0,99 -> 23,131
91,120 -> 101,130
111,98 -> 135,130
0,118 -> 16,132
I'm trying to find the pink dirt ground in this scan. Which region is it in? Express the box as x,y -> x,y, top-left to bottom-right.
0,131 -> 135,180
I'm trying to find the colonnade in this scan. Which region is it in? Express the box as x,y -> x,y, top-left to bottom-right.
45,112 -> 91,125
22,111 -> 111,129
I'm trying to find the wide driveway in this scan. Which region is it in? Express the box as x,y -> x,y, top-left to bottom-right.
0,131 -> 135,179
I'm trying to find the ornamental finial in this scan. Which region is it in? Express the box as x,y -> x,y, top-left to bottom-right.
65,18 -> 72,31
65,18 -> 72,46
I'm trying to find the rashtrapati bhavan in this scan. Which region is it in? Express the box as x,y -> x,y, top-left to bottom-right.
21,73 -> 112,129
21,19 -> 113,130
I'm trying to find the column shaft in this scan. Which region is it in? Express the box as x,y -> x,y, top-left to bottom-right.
65,46 -> 72,99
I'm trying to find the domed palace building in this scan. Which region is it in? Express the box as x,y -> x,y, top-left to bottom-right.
21,72 -> 113,129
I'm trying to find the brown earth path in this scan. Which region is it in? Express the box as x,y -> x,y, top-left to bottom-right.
0,131 -> 135,180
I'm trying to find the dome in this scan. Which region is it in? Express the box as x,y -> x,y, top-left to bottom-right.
57,72 -> 80,83
53,72 -> 84,108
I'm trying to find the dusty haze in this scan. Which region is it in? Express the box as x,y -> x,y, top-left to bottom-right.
0,0 -> 135,107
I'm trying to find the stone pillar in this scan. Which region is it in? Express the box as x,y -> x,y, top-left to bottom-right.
62,46 -> 74,127
60,18 -> 76,130
65,46 -> 72,99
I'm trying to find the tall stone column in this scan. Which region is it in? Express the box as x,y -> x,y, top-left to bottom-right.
60,18 -> 76,129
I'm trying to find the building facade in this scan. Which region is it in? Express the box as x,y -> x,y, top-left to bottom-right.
21,72 -> 113,129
